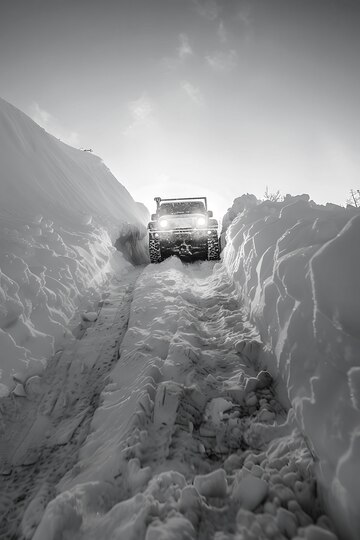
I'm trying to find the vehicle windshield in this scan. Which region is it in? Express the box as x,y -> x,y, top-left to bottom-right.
159,201 -> 206,216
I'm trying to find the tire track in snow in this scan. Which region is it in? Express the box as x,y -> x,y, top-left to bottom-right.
0,268 -> 142,540
47,258 -> 338,539
134,261 -> 325,539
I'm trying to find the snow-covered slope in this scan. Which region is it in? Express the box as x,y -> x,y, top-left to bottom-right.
0,98 -> 147,396
223,194 -> 360,539
1,96 -> 358,539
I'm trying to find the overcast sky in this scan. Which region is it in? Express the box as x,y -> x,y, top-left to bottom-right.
1,0 -> 359,217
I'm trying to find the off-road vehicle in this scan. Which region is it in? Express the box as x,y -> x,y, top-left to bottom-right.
148,197 -> 221,263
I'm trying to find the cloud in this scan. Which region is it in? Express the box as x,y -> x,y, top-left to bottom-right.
124,94 -> 154,135
161,33 -> 193,70
31,103 -> 52,126
29,102 -> 80,147
192,0 -> 220,21
178,33 -> 193,61
128,94 -> 153,123
217,20 -> 227,43
181,81 -> 204,105
237,5 -> 252,27
206,49 -> 238,72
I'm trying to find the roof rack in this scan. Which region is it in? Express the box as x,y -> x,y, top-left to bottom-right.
154,197 -> 207,210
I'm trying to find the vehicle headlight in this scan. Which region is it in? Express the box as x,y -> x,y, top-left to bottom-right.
159,219 -> 169,228
197,217 -> 206,227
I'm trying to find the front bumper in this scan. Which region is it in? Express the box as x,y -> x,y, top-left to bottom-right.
150,228 -> 213,256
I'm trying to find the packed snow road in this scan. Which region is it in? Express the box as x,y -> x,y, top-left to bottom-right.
0,258 -> 337,539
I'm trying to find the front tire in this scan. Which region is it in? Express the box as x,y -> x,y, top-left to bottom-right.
207,232 -> 221,261
149,236 -> 162,263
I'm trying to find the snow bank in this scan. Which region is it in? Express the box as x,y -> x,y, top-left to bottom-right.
0,98 -> 147,395
223,194 -> 360,539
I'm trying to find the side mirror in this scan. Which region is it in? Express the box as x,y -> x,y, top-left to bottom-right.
151,214 -> 157,220
207,210 -> 213,218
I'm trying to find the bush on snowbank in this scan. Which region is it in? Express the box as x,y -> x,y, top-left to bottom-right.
223,194 -> 360,540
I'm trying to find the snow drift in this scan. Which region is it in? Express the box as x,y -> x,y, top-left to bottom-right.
0,98 -> 147,396
223,194 -> 360,539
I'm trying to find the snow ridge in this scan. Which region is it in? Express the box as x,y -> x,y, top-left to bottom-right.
0,98 -> 147,395
223,194 -> 360,539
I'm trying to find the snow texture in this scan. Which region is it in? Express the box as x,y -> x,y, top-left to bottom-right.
26,259 -> 338,540
0,97 -> 357,540
1,268 -> 140,539
223,194 -> 360,539
0,98 -> 147,395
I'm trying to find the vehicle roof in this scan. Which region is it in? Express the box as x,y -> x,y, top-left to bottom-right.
158,200 -> 206,215
158,197 -> 206,203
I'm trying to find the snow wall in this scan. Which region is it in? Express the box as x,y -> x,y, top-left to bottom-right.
0,98 -> 148,396
222,194 -> 360,540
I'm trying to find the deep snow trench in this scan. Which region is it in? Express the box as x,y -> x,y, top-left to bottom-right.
0,259 -> 338,540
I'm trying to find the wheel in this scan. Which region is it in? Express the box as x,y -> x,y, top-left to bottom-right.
149,236 -> 162,263
207,232 -> 221,261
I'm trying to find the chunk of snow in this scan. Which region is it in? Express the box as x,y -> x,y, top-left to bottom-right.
258,409 -> 276,423
32,490 -> 82,540
194,469 -> 228,498
276,507 -> 298,538
204,397 -> 234,424
224,453 -> 244,473
303,524 -> 338,540
13,382 -> 26,397
256,370 -> 273,389
145,515 -> 196,540
81,311 -> 98,322
232,472 -> 268,510
24,375 -> 43,398
127,458 -> 152,493
178,485 -> 202,513
245,393 -> 258,407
